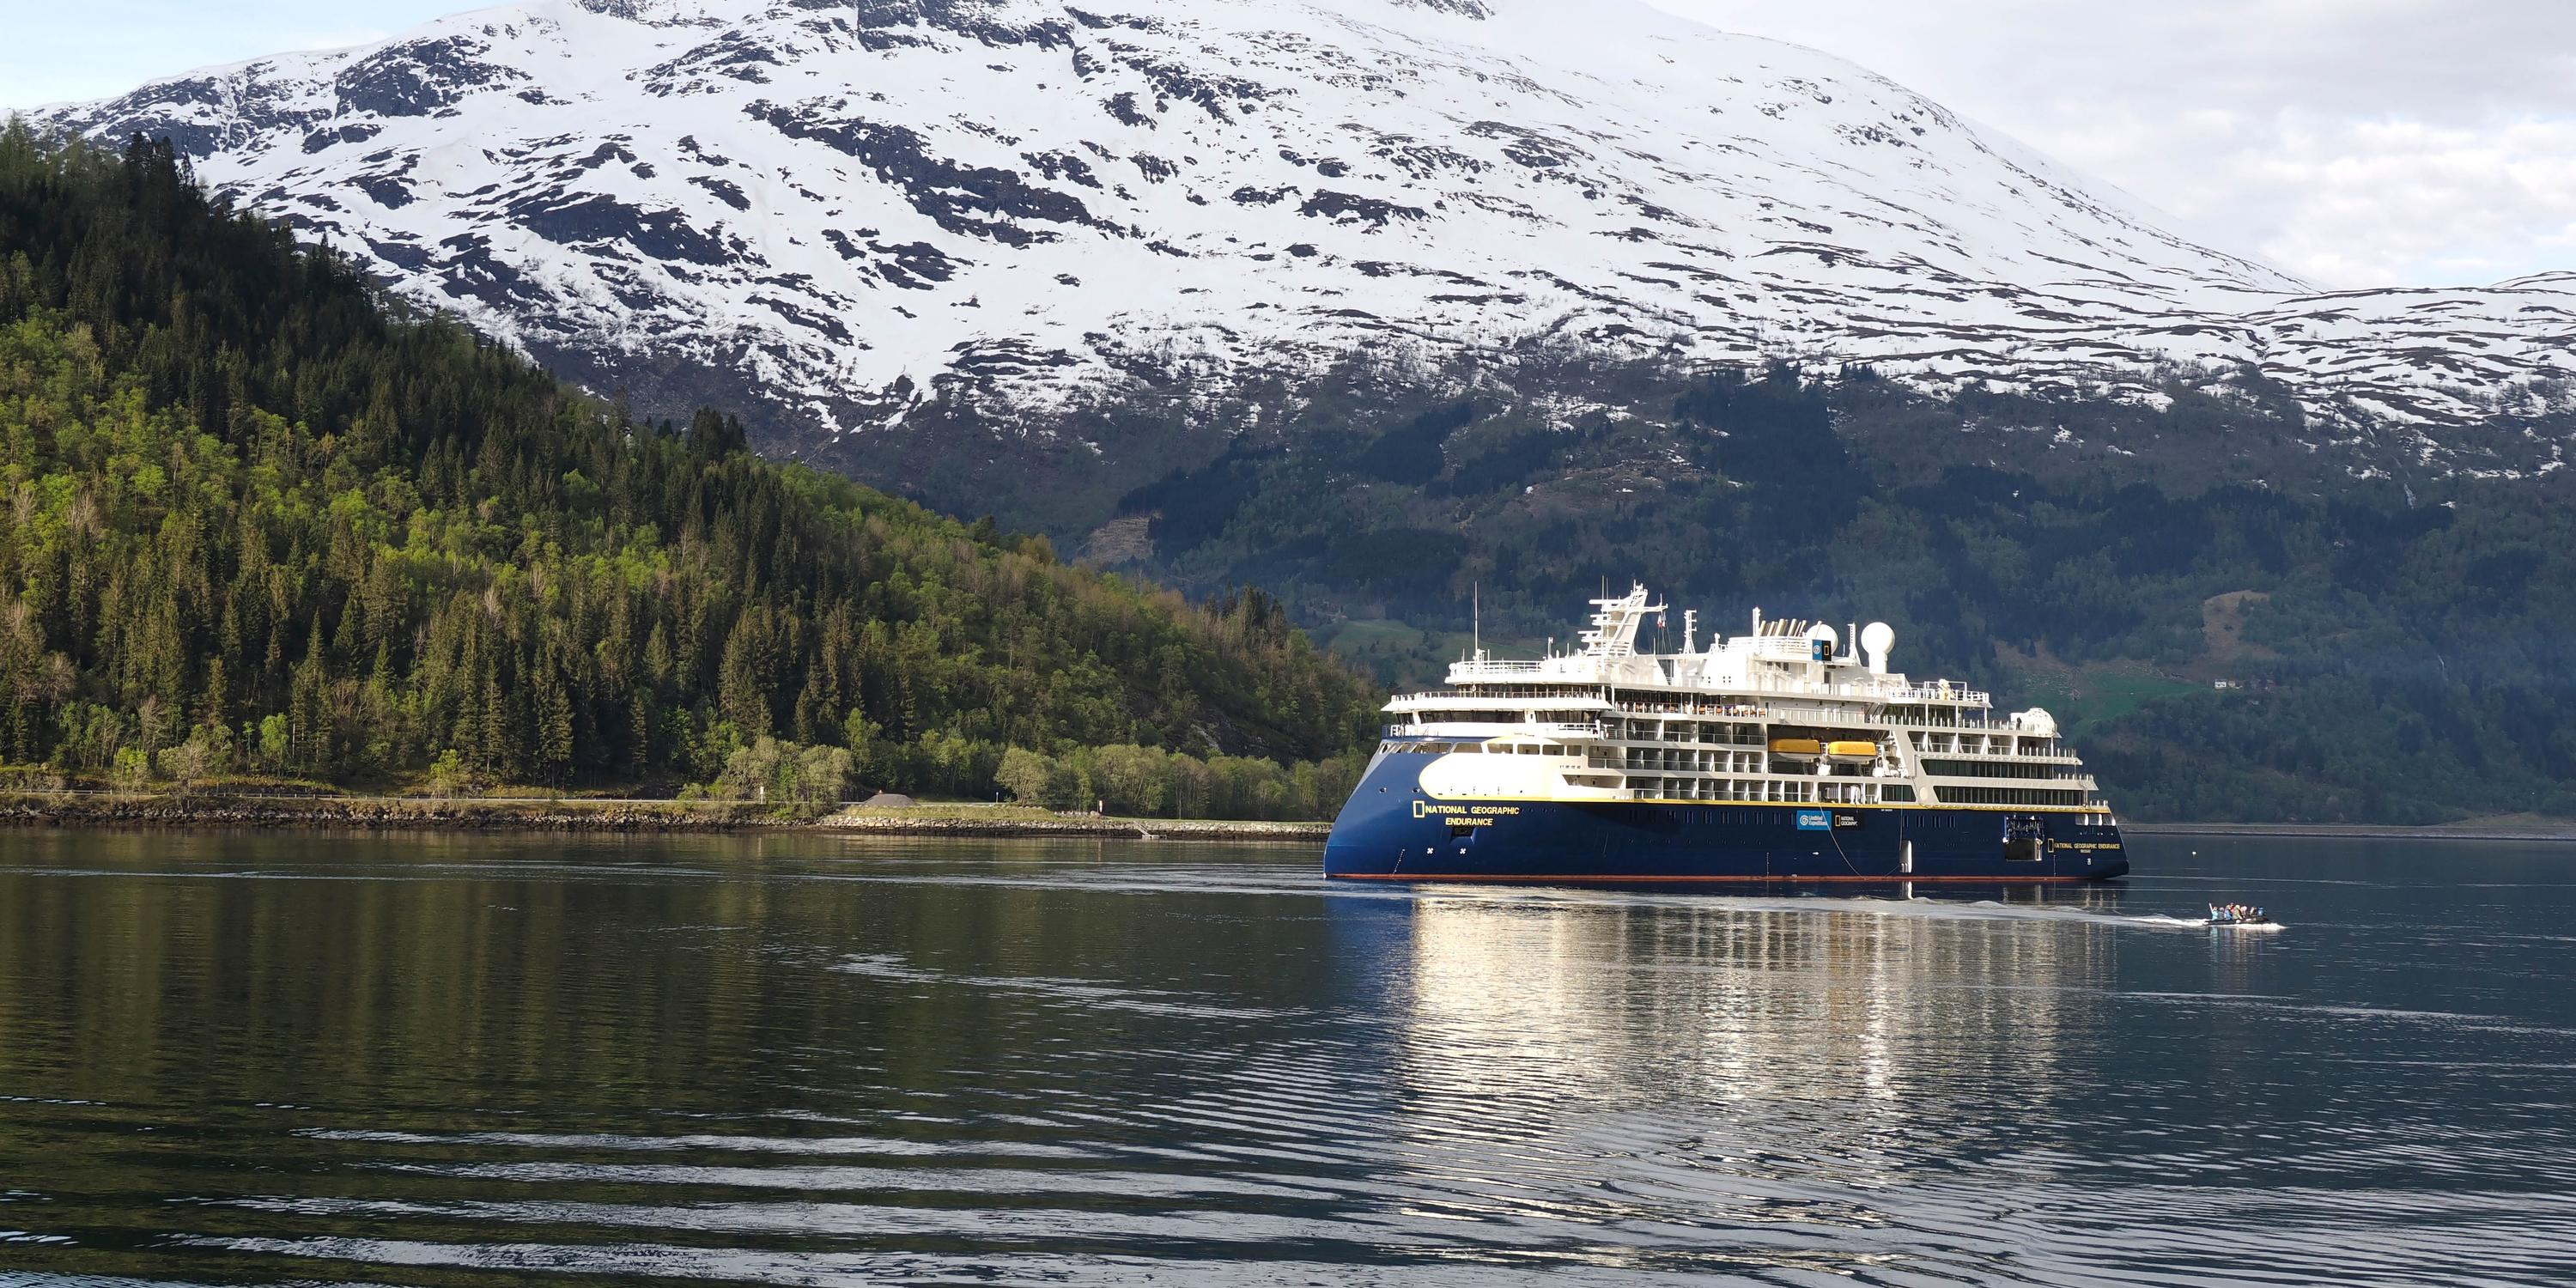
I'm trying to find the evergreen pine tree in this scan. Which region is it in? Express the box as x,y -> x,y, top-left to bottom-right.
0,125 -> 1376,811
288,617 -> 330,774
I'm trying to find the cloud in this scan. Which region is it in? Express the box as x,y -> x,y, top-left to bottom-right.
1642,0 -> 2576,288
2002,107 -> 2576,288
2233,116 -> 2576,286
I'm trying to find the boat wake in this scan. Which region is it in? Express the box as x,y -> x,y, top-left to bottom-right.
1946,905 -> 2287,933
791,861 -> 2287,934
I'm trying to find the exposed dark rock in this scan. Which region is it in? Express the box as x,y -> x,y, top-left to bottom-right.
759,295 -> 854,341
354,173 -> 415,209
1103,92 -> 1152,126
747,100 -> 1107,244
1104,46 -> 1273,121
1297,190 -> 1427,228
335,36 -> 523,118
363,235 -> 435,271
302,122 -> 383,153
644,30 -> 784,94
509,192 -> 734,266
871,238 -> 963,289
434,231 -> 547,310
691,175 -> 752,210
1022,149 -> 1103,189
1467,119 -> 1589,172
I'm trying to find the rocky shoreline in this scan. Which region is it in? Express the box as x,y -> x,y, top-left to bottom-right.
0,793 -> 1329,840
817,811 -> 1327,841
13,793 -> 2560,845
0,792 -> 783,832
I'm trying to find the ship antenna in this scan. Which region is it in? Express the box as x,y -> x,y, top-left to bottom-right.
1473,581 -> 1481,661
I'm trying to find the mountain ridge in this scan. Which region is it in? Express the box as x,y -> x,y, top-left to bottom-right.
37,0 -> 2572,482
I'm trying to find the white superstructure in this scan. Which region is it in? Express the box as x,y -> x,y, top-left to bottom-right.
1383,585 -> 2116,820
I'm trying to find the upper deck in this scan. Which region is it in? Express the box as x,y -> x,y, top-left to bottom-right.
1381,586 -> 2105,813
1392,585 -> 1997,721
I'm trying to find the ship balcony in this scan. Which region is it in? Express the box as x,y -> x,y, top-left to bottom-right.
1388,689 -> 1613,710
1446,658 -> 1553,677
1875,683 -> 1991,706
1606,748 -> 1899,777
1871,707 -> 2014,728
1388,720 -> 1608,742
1613,698 -> 1775,718
1612,775 -> 1898,805
1905,733 -> 2083,761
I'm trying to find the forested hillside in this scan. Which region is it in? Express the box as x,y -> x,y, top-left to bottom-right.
0,127 -> 1377,811
1097,359 -> 2576,825
11,125 -> 2561,827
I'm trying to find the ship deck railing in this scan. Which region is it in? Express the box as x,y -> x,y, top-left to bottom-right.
1390,688 -> 1614,706
1447,659 -> 1562,679
1383,722 -> 1608,740
1613,701 -> 1777,718
1406,682 -> 1999,709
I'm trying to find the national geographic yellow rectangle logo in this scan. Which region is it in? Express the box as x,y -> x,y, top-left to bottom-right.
1413,802 -> 1520,819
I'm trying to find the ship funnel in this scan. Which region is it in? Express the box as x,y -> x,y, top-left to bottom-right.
1861,622 -> 1894,675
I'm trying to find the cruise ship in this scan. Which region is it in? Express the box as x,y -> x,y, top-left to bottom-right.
1323,586 -> 2129,884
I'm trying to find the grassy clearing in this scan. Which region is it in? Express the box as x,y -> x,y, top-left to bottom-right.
1994,649 -> 2203,735
2063,670 -> 2206,732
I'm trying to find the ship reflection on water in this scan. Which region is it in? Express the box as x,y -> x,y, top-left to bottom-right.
1394,886 -> 2119,1104
1368,885 -> 2133,1259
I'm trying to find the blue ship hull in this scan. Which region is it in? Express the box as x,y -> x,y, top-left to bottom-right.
1323,750 -> 2129,884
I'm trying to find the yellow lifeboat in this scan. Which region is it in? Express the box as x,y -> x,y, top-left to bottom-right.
1769,738 -> 1824,757
1825,740 -> 1880,762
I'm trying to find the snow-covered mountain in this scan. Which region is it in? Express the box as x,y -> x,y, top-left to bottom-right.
37,0 -> 2576,457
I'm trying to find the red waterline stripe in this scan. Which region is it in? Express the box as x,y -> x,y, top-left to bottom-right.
1327,872 -> 2112,884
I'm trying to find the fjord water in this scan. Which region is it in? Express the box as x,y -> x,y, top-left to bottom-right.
0,833 -> 2569,1285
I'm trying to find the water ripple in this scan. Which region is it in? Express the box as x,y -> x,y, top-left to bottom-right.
1,835 -> 2572,1285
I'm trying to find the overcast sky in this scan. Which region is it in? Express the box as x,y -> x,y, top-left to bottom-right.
9,0 -> 2571,289
1651,0 -> 2576,289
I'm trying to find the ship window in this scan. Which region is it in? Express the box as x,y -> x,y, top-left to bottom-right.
1922,758 -> 2065,781
1930,785 -> 2089,806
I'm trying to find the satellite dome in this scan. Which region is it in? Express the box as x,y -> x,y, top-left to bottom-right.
1860,622 -> 1895,673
